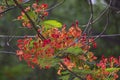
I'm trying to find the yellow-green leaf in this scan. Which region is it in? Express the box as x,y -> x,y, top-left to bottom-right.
106,68 -> 120,72
42,20 -> 62,30
65,46 -> 83,55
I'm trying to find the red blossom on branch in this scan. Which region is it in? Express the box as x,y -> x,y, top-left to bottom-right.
14,2 -> 120,80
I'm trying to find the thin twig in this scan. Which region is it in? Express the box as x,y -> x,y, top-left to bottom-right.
0,0 -> 30,15
91,34 -> 120,37
45,0 -> 65,11
79,0 -> 94,55
0,0 -> 64,15
60,62 -> 85,80
83,0 -> 93,34
0,51 -> 16,55
0,35 -> 35,38
94,15 -> 109,40
0,6 -> 16,15
0,34 -> 120,38
82,1 -> 110,27
94,0 -> 112,40
92,7 -> 109,24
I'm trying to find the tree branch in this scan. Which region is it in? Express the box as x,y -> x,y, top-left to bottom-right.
60,62 -> 85,80
45,0 -> 65,11
83,0 -> 93,34
0,6 -> 16,15
94,0 -> 112,40
0,51 -> 16,55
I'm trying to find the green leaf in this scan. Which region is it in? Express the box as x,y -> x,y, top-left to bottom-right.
74,77 -> 81,80
59,71 -> 70,80
5,0 -> 14,5
41,20 -> 62,30
106,68 -> 120,72
104,77 -> 114,80
61,70 -> 70,75
38,57 -> 60,68
65,46 -> 83,55
73,68 -> 93,75
29,40 -> 34,48
59,75 -> 70,80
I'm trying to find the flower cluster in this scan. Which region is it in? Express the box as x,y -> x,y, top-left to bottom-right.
16,20 -> 120,79
32,3 -> 48,16
85,56 -> 120,80
17,3 -> 48,28
16,21 -> 91,68
97,55 -> 120,69
16,2 -> 120,80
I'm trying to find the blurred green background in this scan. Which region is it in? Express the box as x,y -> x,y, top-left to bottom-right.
0,0 -> 120,80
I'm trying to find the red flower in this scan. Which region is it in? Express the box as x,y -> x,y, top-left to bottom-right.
16,50 -> 24,56
93,42 -> 97,48
42,39 -> 51,47
114,73 -> 119,79
43,11 -> 48,16
51,34 -> 59,38
32,58 -> 38,64
40,4 -> 48,9
32,3 -> 38,8
23,54 -> 32,61
16,50 -> 24,61
86,74 -> 94,80
17,43 -> 24,49
47,48 -> 54,55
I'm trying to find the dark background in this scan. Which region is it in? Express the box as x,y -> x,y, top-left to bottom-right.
0,0 -> 120,80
